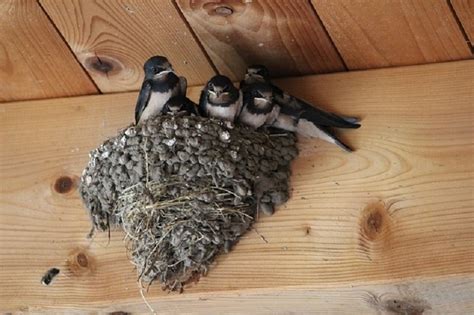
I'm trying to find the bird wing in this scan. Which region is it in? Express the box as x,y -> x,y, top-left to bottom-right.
179,76 -> 187,97
271,83 -> 360,129
183,97 -> 199,115
135,80 -> 152,124
198,90 -> 208,117
234,89 -> 244,121
298,104 -> 361,129
297,119 -> 353,152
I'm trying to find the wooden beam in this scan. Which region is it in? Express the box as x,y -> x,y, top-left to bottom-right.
0,0 -> 97,102
39,0 -> 216,93
176,0 -> 345,81
1,60 -> 473,313
451,0 -> 474,46
311,0 -> 472,70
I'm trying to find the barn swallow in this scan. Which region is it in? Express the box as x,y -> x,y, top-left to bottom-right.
134,56 -> 187,124
199,75 -> 242,122
162,95 -> 198,115
239,82 -> 279,128
242,65 -> 361,128
242,65 -> 360,151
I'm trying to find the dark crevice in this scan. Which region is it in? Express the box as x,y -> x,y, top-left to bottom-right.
36,0 -> 103,93
94,52 -> 111,79
447,0 -> 474,55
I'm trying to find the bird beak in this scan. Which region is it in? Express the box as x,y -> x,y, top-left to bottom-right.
159,69 -> 174,75
153,69 -> 174,78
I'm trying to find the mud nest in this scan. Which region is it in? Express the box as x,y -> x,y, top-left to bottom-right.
80,114 -> 298,291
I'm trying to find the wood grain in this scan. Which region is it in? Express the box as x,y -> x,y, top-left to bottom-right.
311,0 -> 473,70
0,0 -> 97,102
39,0 -> 216,93
177,0 -> 345,81
451,0 -> 474,46
1,60 -> 473,313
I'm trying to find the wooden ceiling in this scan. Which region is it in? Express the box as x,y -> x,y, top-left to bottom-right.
0,0 -> 472,102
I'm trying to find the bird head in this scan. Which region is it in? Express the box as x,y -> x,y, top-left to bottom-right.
245,65 -> 270,83
206,75 -> 235,104
250,83 -> 273,109
144,56 -> 174,79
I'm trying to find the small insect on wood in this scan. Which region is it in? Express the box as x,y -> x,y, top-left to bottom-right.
41,268 -> 60,286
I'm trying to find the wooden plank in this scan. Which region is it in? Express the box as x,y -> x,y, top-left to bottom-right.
1,60 -> 473,313
97,276 -> 474,314
176,0 -> 345,81
5,276 -> 474,314
0,0 -> 97,102
311,0 -> 472,70
39,0 -> 216,93
451,0 -> 474,45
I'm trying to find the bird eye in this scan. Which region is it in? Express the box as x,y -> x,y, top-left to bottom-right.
223,85 -> 229,92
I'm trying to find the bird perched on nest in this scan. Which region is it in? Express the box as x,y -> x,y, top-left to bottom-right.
162,95 -> 198,116
135,56 -> 194,124
239,82 -> 279,128
241,65 -> 361,151
199,75 -> 242,122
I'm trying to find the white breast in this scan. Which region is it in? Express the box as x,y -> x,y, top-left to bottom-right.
140,85 -> 179,123
208,104 -> 236,121
208,92 -> 242,122
239,107 -> 267,128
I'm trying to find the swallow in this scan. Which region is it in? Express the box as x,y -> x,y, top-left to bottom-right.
199,75 -> 242,122
134,56 -> 187,124
241,65 -> 360,151
239,82 -> 279,128
162,94 -> 198,116
242,65 -> 361,127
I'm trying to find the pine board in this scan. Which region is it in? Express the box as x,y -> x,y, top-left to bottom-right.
0,0 -> 97,102
40,0 -> 216,93
177,0 -> 345,81
0,60 -> 473,313
311,0 -> 472,69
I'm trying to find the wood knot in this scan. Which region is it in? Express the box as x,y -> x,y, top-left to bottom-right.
214,5 -> 233,16
67,248 -> 95,276
368,293 -> 430,315
202,1 -> 246,17
84,55 -> 122,76
384,298 -> 427,315
303,224 -> 311,236
53,176 -> 77,194
76,252 -> 88,267
366,211 -> 383,238
360,201 -> 391,242
358,201 -> 394,258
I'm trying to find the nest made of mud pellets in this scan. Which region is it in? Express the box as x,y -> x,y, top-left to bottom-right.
80,113 -> 298,291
